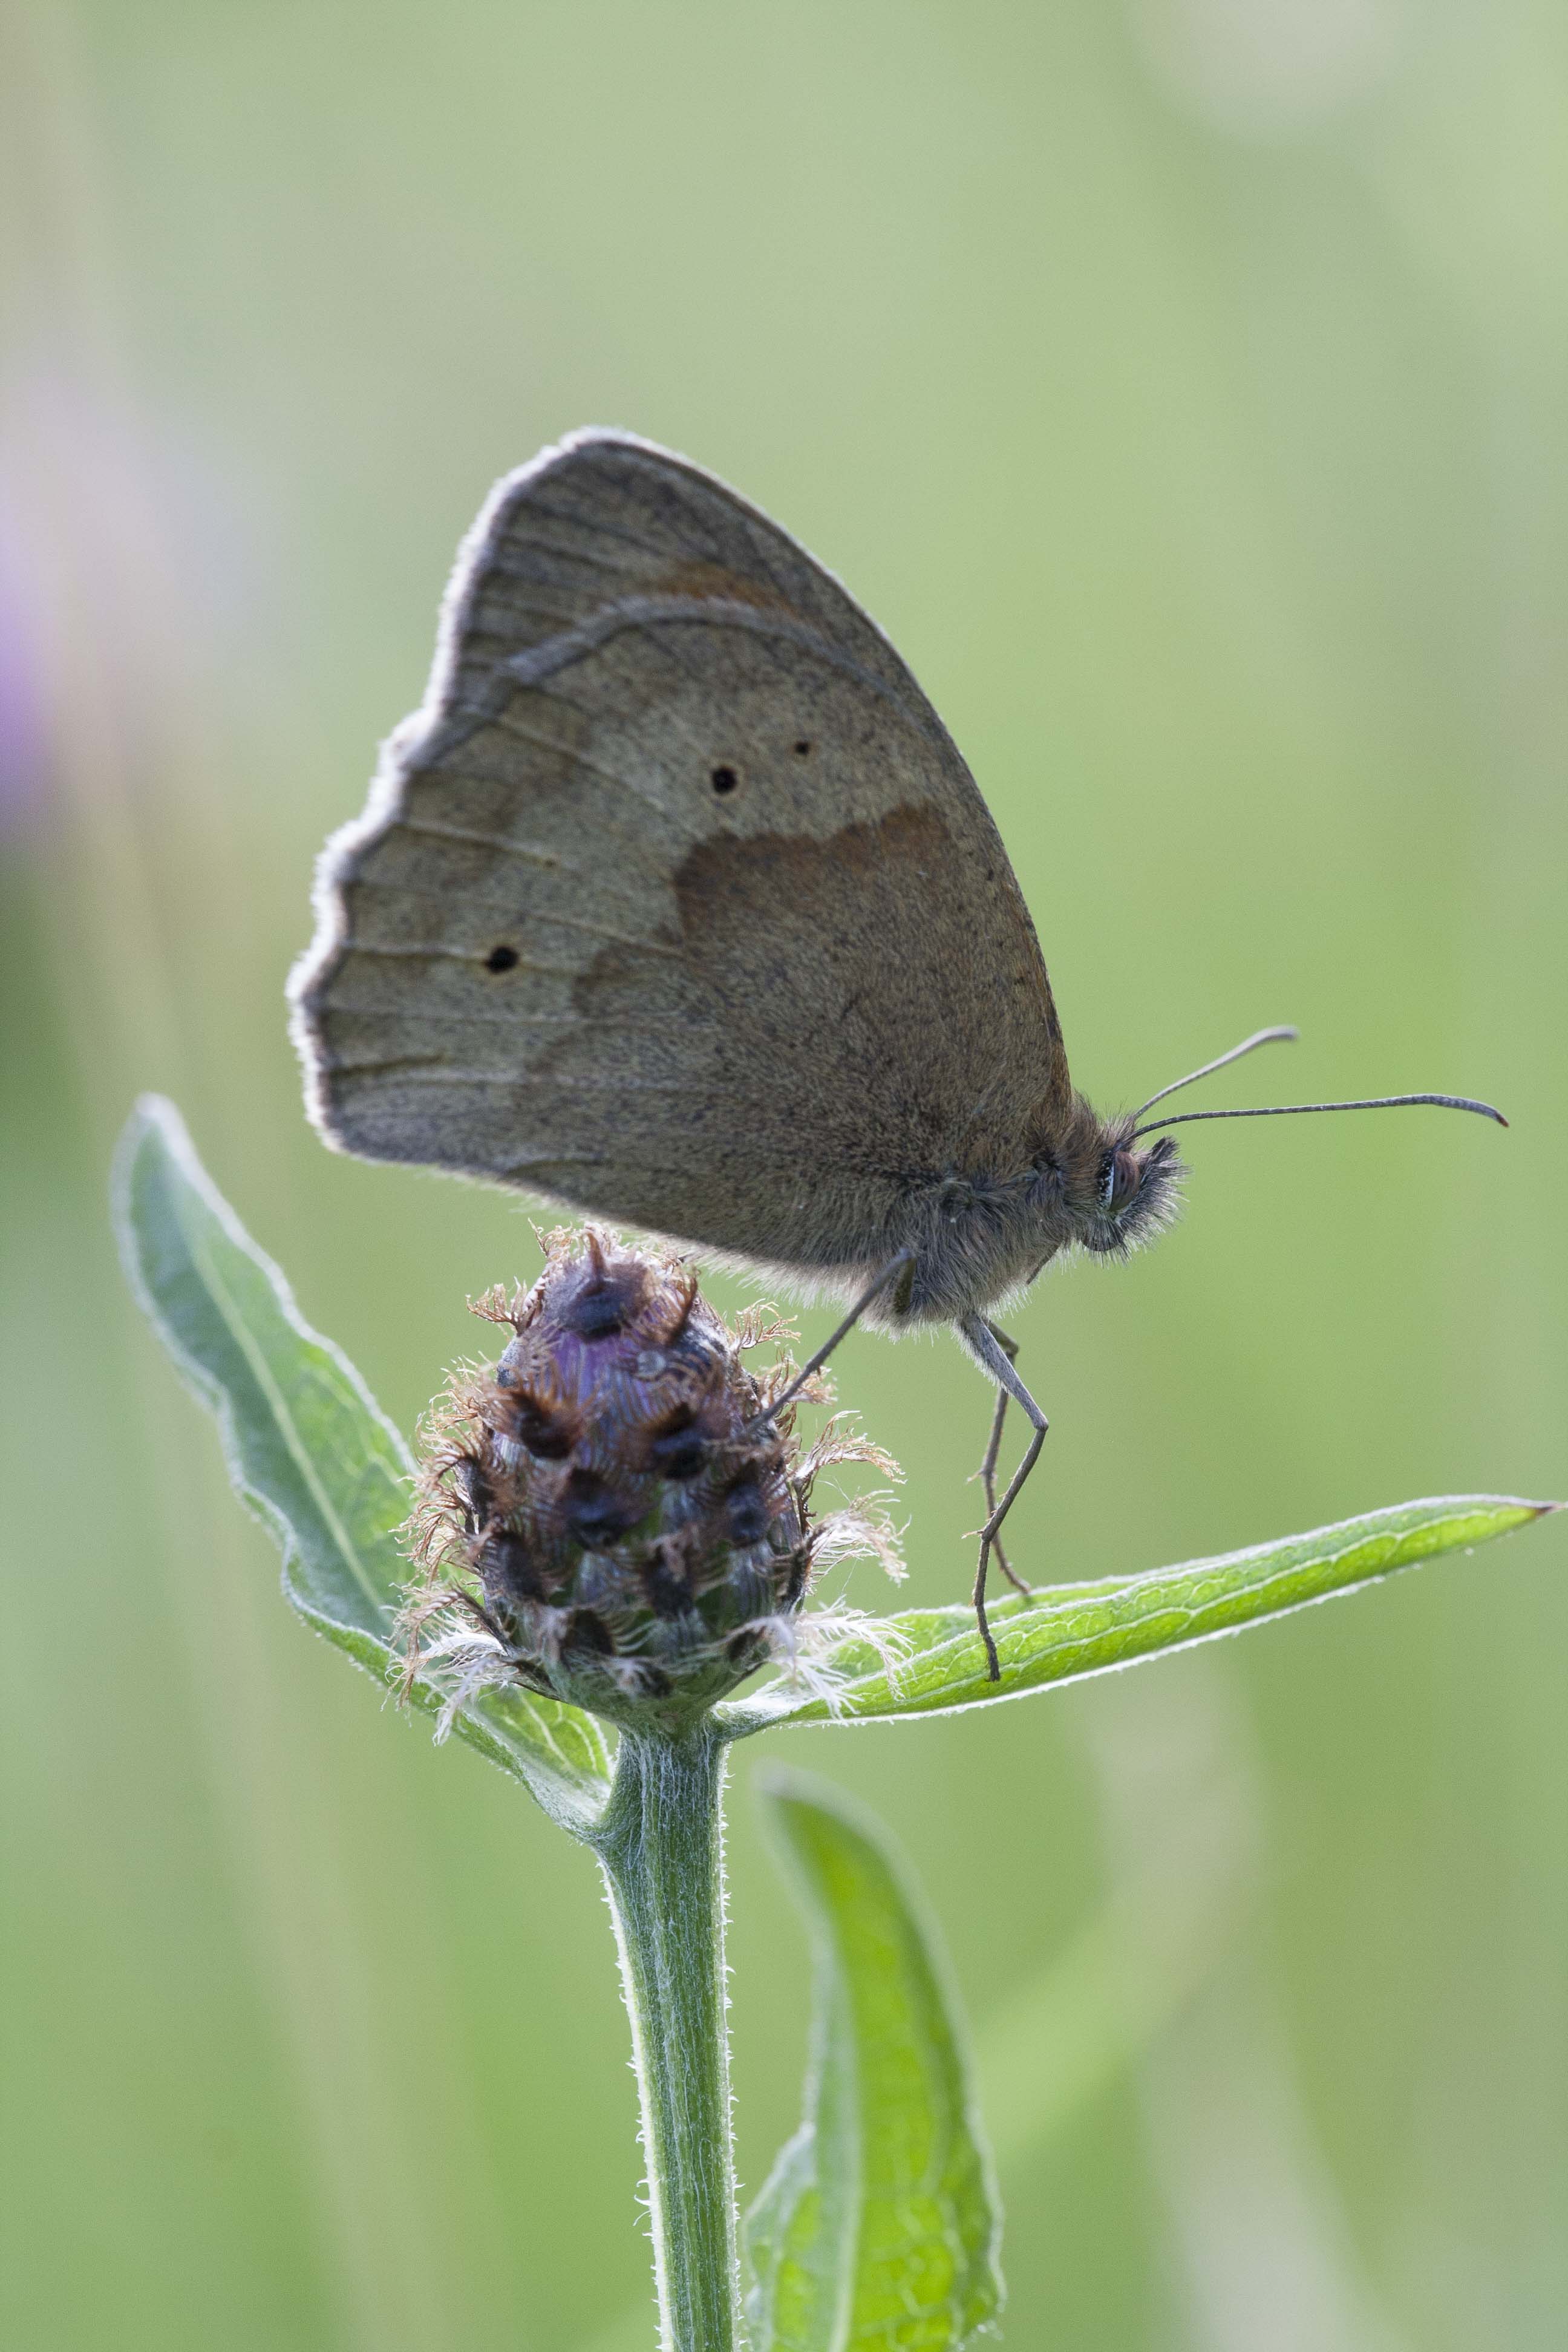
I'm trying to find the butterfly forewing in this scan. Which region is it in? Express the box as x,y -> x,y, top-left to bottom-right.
293,431 -> 1070,1278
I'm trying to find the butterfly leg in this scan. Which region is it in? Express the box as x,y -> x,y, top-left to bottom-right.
958,1312 -> 1049,1683
745,1249 -> 916,1434
976,1321 -> 1033,1602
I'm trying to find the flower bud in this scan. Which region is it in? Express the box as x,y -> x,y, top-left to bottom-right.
403,1227 -> 892,1730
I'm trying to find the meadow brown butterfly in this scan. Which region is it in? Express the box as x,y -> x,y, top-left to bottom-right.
290,431 -> 1503,1676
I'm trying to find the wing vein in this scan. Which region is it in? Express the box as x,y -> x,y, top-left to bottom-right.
339,943 -> 580,975
483,707 -> 673,816
396,820 -> 573,871
321,1005 -> 717,1034
349,878 -> 682,956
343,1071 -> 737,1095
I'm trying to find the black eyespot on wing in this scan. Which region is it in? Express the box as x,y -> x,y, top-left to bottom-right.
792,739 -> 811,756
485,944 -> 520,973
710,764 -> 739,795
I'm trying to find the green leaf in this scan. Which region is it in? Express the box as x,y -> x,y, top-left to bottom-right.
720,1495 -> 1558,1734
112,1096 -> 613,1833
745,1769 -> 1002,2352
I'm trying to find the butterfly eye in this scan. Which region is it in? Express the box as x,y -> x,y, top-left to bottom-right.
1099,1151 -> 1140,1213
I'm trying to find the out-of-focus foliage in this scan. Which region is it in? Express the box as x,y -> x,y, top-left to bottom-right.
746,1771 -> 1002,2352
113,1096 -> 615,1828
3,3 -> 1564,2347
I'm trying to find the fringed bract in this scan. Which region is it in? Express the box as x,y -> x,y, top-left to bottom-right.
402,1226 -> 900,1730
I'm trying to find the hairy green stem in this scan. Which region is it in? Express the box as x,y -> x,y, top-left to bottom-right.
589,1723 -> 742,2352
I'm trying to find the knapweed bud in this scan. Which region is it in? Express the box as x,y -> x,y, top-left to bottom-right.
403,1227 -> 900,1731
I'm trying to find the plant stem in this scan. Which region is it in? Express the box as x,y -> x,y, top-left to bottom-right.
589,1722 -> 742,2352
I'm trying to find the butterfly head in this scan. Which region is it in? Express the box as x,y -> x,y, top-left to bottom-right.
1079,1124 -> 1182,1258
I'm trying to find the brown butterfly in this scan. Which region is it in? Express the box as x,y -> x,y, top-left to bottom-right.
290,431 -> 1503,1677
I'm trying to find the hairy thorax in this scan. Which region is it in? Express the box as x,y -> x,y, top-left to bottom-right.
861,1092 -> 1126,1327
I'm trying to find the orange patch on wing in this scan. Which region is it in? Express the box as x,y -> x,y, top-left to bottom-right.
652,558 -> 799,615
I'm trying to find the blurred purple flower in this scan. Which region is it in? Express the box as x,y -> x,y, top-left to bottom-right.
0,494 -> 50,838
0,356 -> 287,843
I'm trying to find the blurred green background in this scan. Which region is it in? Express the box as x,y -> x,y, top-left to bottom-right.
2,3 -> 1564,2345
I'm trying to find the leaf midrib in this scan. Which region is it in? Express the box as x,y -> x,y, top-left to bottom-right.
188,1207 -> 394,1627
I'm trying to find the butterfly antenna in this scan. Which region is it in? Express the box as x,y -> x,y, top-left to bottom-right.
1132,1025 -> 1299,1123
1129,1092 -> 1508,1144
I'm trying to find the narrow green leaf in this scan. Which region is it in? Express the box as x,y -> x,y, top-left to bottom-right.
112,1096 -> 612,1832
746,1769 -> 1002,2352
721,1495 -> 1558,1734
